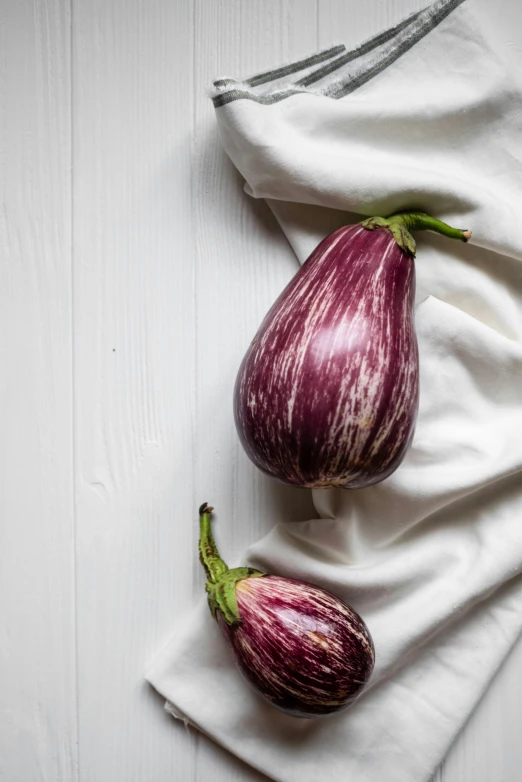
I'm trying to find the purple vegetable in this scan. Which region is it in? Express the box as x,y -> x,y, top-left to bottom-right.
198,503 -> 375,717
234,211 -> 471,489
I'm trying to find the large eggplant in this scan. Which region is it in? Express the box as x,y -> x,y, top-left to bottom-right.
234,211 -> 471,489
199,503 -> 374,717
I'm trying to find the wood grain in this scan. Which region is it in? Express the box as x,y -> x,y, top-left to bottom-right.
72,0 -> 200,779
0,1 -> 77,781
2,0 -> 522,780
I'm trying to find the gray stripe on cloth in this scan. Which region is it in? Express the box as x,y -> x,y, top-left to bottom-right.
212,44 -> 346,90
329,0 -> 468,98
296,8 -> 424,87
212,0 -> 467,109
213,88 -> 304,109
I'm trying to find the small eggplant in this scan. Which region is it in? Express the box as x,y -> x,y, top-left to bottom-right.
198,503 -> 375,717
234,211 -> 471,489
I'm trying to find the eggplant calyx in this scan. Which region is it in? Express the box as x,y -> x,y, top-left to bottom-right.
207,567 -> 266,625
361,211 -> 472,257
198,503 -> 265,625
361,215 -> 416,255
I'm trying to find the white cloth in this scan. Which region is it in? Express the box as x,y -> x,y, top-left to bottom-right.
147,1 -> 522,779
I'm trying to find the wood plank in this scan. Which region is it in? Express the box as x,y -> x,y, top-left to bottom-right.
72,0 -> 197,779
0,1 -> 77,780
184,0 -> 317,778
431,636 -> 522,782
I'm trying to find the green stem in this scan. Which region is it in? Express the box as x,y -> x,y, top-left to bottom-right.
360,210 -> 471,256
198,502 -> 228,585
388,211 -> 471,242
198,503 -> 266,624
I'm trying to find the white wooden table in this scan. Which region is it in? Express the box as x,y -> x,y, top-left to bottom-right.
2,0 -> 522,779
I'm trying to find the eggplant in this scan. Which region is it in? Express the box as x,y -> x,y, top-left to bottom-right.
234,211 -> 471,489
199,503 -> 375,717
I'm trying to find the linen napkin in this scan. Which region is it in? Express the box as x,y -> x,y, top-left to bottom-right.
147,1 -> 522,780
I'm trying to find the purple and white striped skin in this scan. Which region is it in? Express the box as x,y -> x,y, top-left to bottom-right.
235,223 -> 419,489
218,574 -> 375,718
198,503 -> 375,718
234,211 -> 471,489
